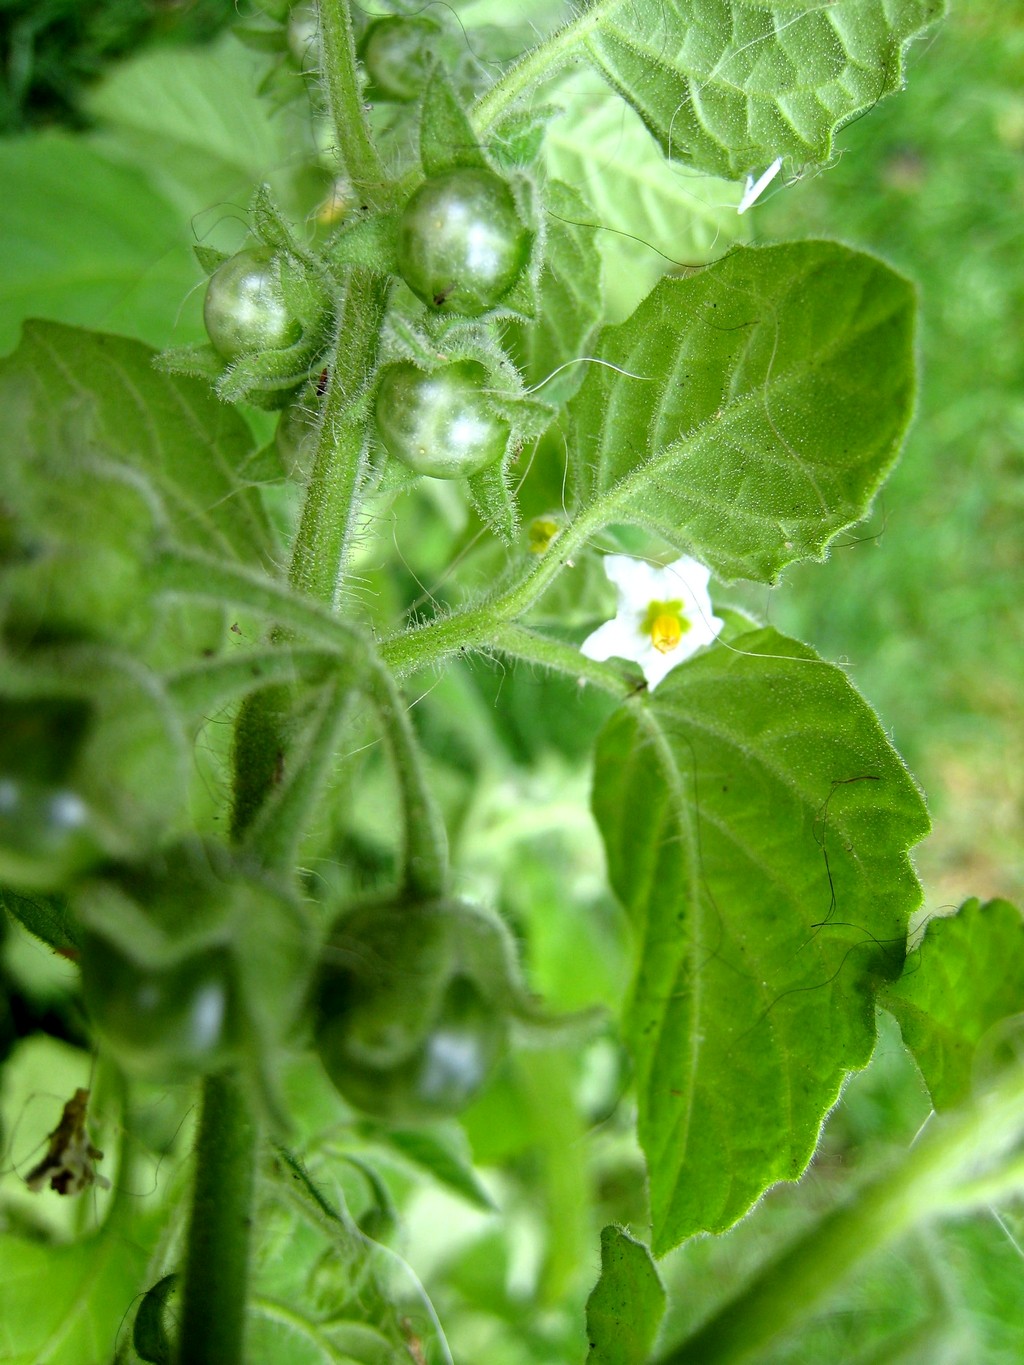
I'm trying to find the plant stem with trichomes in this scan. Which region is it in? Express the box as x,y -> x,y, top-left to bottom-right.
175,1073 -> 257,1365
178,5 -> 396,1356
316,0 -> 389,209
470,0 -> 627,135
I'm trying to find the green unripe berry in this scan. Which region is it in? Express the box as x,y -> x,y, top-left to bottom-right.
361,17 -> 440,102
375,361 -> 510,479
314,898 -> 514,1122
204,248 -> 299,361
397,168 -> 532,316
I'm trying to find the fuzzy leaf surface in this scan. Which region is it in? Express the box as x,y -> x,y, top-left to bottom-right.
85,34 -> 304,227
585,0 -> 945,179
586,1225 -> 665,1364
0,891 -> 80,953
419,71 -> 488,175
592,627 -> 929,1249
569,241 -> 915,583
881,898 -> 1024,1111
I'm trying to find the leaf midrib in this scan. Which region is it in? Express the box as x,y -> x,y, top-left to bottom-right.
586,260 -> 904,539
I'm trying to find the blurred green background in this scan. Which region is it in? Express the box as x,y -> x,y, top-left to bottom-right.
759,2 -> 1024,910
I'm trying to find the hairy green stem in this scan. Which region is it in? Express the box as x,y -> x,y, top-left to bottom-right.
174,280 -> 387,1365
243,674 -> 354,874
175,11 -> 387,1359
380,501 -> 606,675
316,0 -> 388,208
493,623 -> 636,699
288,268 -> 390,609
152,548 -> 361,650
159,519 -> 621,699
470,0 -> 626,134
176,1073 -> 258,1365
369,665 -> 448,900
658,1066 -> 1024,1365
172,265 -> 385,1336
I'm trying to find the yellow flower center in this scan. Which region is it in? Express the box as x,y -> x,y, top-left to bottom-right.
528,516 -> 561,554
640,599 -> 691,653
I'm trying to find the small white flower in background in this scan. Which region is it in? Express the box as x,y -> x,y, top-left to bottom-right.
581,555 -> 724,689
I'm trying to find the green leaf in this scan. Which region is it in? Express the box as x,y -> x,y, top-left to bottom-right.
569,241 -> 916,583
343,1154 -> 399,1244
0,1212 -> 153,1365
194,244 -> 229,276
323,213 -> 400,275
0,321 -> 271,656
880,898 -> 1024,1111
362,1124 -> 496,1213
84,34 -> 307,230
259,1152 -> 441,1362
249,184 -> 307,258
0,890 -> 80,953
585,0 -> 945,179
0,35 -> 311,354
592,627 -> 929,1249
490,104 -> 558,168
585,1225 -> 665,1364
0,136 -> 195,354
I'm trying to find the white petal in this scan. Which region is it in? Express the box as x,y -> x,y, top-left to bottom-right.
660,558 -> 722,636
580,617 -> 645,663
640,645 -> 681,689
582,552 -> 725,685
663,555 -> 712,593
686,615 -> 724,653
602,554 -> 666,601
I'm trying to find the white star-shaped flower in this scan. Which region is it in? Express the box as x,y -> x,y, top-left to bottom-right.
581,554 -> 724,688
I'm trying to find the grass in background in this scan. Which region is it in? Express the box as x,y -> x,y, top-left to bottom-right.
759,2 -> 1024,906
